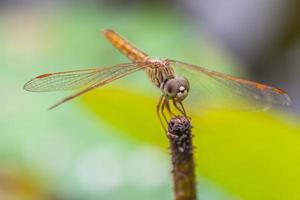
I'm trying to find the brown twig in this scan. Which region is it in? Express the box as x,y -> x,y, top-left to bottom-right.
168,116 -> 197,200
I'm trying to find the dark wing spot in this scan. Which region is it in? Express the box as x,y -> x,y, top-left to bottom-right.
36,73 -> 52,79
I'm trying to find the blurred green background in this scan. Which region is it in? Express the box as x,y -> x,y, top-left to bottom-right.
1,1 -> 300,200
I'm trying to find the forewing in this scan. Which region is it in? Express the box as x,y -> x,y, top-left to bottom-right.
168,59 -> 291,111
24,63 -> 149,109
24,63 -> 143,92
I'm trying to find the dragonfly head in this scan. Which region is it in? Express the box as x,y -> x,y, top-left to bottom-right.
163,76 -> 190,101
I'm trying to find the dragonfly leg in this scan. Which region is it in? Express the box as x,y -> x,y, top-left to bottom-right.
173,100 -> 186,116
156,95 -> 167,132
165,99 -> 176,117
161,97 -> 168,124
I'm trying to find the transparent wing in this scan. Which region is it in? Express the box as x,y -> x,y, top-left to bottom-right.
24,63 -> 150,109
24,63 -> 144,92
168,59 -> 291,111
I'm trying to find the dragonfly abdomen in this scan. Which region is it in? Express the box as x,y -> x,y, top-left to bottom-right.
104,29 -> 148,62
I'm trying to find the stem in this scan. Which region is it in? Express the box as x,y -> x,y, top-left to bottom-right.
168,116 -> 197,200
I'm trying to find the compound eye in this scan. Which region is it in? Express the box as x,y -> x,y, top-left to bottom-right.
177,77 -> 190,91
175,77 -> 189,101
164,79 -> 179,98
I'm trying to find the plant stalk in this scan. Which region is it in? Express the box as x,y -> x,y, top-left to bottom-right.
168,116 -> 197,200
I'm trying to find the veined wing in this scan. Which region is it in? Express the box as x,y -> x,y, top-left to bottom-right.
24,63 -> 145,92
168,59 -> 291,111
24,62 -> 150,109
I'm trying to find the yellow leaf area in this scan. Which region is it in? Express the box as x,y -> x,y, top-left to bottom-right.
82,85 -> 300,200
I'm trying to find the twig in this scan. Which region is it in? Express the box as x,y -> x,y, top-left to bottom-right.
168,116 -> 197,200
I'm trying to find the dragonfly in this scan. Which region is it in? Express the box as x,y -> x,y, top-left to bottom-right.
24,29 -> 292,131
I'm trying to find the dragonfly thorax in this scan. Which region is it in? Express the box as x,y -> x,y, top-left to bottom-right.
144,58 -> 176,88
163,76 -> 190,101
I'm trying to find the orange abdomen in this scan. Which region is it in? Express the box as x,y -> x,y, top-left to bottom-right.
103,29 -> 149,62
